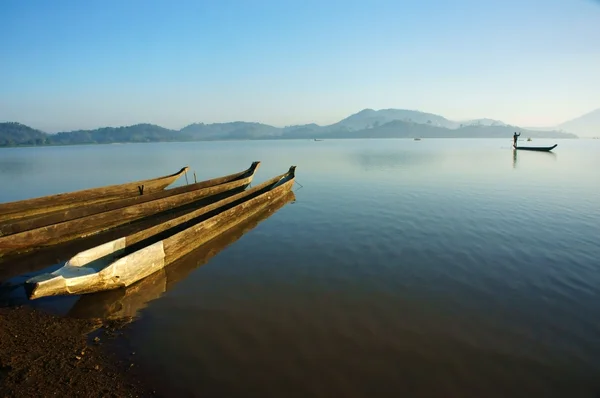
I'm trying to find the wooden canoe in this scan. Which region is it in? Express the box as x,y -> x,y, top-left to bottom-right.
0,167 -> 190,223
0,190 -> 252,282
67,191 -> 296,319
0,161 -> 262,237
0,162 -> 261,258
25,165 -> 296,299
513,144 -> 557,152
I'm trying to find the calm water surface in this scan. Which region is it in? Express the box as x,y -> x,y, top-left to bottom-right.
1,139 -> 600,397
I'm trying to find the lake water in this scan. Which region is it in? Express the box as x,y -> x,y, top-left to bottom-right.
1,138 -> 600,397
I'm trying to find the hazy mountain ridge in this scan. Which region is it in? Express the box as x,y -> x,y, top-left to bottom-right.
555,109 -> 600,137
0,109 -> 579,147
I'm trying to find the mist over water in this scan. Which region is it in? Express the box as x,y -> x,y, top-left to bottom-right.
1,138 -> 599,397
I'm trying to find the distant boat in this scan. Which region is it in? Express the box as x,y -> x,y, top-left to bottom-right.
414,138 -> 421,141
513,144 -> 557,152
314,139 -> 323,141
527,138 -> 532,141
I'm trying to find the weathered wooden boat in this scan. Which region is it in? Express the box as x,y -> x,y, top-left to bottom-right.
513,144 -> 557,152
0,190 -> 248,282
0,162 -> 261,258
0,161 -> 261,237
67,191 -> 295,319
25,165 -> 296,299
0,167 -> 190,223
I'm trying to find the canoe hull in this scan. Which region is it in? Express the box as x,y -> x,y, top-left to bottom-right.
67,191 -> 295,319
513,144 -> 557,152
25,166 -> 296,299
0,162 -> 260,257
0,167 -> 190,223
0,162 -> 261,237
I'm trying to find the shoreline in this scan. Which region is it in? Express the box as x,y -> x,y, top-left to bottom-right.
0,305 -> 155,397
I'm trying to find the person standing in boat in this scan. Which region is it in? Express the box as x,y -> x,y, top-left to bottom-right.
513,131 -> 521,148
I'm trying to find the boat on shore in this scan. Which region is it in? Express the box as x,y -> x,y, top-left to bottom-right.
0,167 -> 190,223
0,162 -> 260,237
67,190 -> 296,319
513,144 -> 557,152
25,165 -> 296,299
0,162 -> 261,257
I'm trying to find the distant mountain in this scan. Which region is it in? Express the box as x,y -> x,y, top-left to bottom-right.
180,122 -> 281,140
555,108 -> 600,137
460,118 -> 507,127
0,108 -> 578,147
331,108 -> 459,130
0,122 -> 48,146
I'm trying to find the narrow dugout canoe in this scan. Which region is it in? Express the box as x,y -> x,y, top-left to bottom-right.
513,144 -> 557,152
0,161 -> 261,237
67,191 -> 296,319
0,162 -> 261,258
25,165 -> 296,299
0,167 -> 190,223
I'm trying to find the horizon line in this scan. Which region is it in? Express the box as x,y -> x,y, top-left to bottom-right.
3,105 -> 591,134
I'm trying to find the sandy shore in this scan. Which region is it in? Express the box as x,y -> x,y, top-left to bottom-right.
0,305 -> 154,397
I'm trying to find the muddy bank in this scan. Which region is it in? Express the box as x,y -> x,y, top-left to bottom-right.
0,305 -> 154,397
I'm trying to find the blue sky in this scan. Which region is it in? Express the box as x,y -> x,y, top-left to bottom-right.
1,0 -> 599,132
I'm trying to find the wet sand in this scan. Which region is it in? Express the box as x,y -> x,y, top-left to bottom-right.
0,305 -> 153,397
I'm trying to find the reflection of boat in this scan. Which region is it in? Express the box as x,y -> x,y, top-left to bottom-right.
0,167 -> 190,223
513,144 -> 557,152
67,191 -> 296,320
25,166 -> 296,299
0,162 -> 260,237
0,162 -> 260,258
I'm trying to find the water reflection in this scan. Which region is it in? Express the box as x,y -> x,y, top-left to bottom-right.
0,158 -> 35,175
67,191 -> 295,320
512,148 -> 557,169
349,149 -> 439,172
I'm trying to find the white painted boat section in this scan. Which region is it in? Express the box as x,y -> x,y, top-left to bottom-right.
67,237 -> 127,267
26,240 -> 166,298
102,240 -> 166,287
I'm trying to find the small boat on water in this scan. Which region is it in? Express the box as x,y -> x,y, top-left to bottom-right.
513,144 -> 557,152
0,167 -> 190,223
0,162 -> 260,237
0,162 -> 261,257
25,165 -> 296,299
67,190 -> 296,319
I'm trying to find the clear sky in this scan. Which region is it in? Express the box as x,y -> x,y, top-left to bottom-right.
1,0 -> 599,132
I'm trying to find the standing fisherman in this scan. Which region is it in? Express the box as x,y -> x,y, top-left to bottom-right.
513,131 -> 521,148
